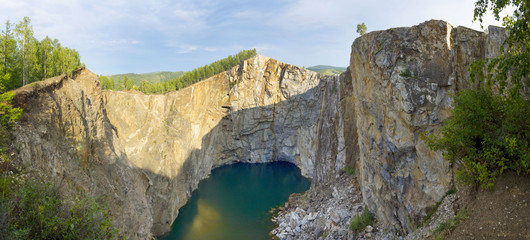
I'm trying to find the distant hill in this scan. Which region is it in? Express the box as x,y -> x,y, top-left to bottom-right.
307,65 -> 347,75
107,71 -> 185,85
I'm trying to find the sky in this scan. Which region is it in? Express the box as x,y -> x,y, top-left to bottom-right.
0,0 -> 513,75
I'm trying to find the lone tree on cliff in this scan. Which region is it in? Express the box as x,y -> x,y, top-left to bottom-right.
356,22 -> 367,36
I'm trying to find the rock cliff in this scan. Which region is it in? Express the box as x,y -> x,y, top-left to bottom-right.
350,20 -> 506,233
11,20 -> 505,239
12,55 -> 351,238
273,20 -> 507,239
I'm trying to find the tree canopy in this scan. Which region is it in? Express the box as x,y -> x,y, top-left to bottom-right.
0,17 -> 82,91
356,23 -> 367,36
101,49 -> 257,94
470,0 -> 529,96
426,1 -> 530,189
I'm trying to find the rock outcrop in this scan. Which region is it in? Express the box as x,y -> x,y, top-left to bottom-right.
273,20 -> 507,239
12,55 -> 351,238
11,20 -> 506,239
350,20 -> 506,233
13,70 -> 154,238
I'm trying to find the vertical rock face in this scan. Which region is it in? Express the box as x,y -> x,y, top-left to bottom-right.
12,55 -> 351,238
11,20 -> 506,238
349,20 -> 505,232
13,70 -> 153,239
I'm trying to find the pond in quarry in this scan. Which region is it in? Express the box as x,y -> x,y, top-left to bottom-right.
159,162 -> 311,240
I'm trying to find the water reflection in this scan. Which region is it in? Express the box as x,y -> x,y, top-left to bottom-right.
159,162 -> 310,240
184,199 -> 221,240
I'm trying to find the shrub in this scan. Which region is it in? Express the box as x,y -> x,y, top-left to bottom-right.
424,89 -> 530,189
349,206 -> 374,233
345,166 -> 355,176
1,179 -> 120,240
0,91 -> 119,239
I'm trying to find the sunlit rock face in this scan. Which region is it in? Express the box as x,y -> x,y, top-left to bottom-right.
12,55 -> 351,238
11,20 -> 506,238
13,70 -> 154,239
102,55 -> 353,235
349,20 -> 506,233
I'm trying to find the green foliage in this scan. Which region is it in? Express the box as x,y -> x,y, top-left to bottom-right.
424,89 -> 530,189
0,17 -> 82,90
426,1 -> 530,189
169,48 -> 256,92
0,92 -> 22,152
345,166 -> 355,176
99,75 -> 115,90
1,180 -> 120,240
0,90 -> 117,239
229,80 -> 237,89
108,71 -> 185,86
306,65 -> 346,75
356,22 -> 367,36
0,92 -> 22,129
121,76 -> 135,90
399,68 -> 413,78
470,0 -> 529,97
103,49 -> 257,94
349,206 -> 374,233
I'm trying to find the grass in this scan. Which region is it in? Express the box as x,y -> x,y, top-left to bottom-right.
349,206 -> 374,233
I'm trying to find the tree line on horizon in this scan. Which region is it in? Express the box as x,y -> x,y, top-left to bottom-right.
0,17 -> 82,92
99,49 -> 257,94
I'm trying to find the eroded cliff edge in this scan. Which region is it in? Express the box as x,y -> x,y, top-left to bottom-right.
12,55 -> 353,238
11,20 -> 505,239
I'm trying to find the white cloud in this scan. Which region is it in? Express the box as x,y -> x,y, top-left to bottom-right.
0,0 -> 518,74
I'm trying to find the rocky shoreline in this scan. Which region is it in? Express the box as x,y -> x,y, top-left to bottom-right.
271,173 -> 361,239
271,173 -> 458,240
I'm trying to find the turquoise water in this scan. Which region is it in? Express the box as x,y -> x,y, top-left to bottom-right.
158,162 -> 311,240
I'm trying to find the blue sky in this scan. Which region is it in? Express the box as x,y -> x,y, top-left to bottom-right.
0,0 -> 511,75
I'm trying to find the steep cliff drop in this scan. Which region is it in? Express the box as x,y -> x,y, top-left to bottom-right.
11,20 -> 509,240
12,55 -> 351,239
273,20 -> 510,239
350,20 -> 507,234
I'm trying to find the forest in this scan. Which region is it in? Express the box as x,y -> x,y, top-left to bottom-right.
99,49 -> 257,94
0,17 -> 82,92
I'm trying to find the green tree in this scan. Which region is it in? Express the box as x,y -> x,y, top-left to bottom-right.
99,75 -> 115,90
426,1 -> 530,189
0,17 -> 81,90
470,0 -> 529,96
0,20 -> 16,89
122,76 -> 134,90
37,36 -> 53,80
112,49 -> 257,94
138,80 -> 152,93
356,22 -> 367,36
15,16 -> 37,86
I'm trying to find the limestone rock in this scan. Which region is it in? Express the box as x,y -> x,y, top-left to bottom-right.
349,20 -> 506,233
12,55 -> 350,238
11,19 -> 507,239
